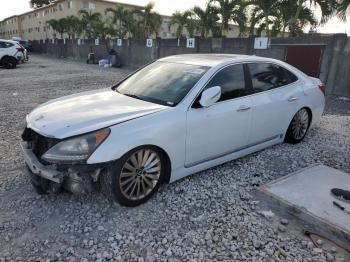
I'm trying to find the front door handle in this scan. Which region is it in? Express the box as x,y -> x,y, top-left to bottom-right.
288,96 -> 299,102
237,105 -> 251,112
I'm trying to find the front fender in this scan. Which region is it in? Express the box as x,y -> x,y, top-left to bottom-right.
87,109 -> 186,173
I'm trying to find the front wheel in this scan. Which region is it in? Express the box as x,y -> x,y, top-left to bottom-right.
3,57 -> 17,69
100,146 -> 166,207
285,108 -> 311,144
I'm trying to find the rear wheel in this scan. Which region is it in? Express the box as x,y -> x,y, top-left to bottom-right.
100,146 -> 166,207
285,108 -> 311,144
3,57 -> 17,69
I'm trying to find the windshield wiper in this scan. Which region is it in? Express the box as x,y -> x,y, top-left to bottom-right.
117,91 -> 173,107
123,93 -> 143,100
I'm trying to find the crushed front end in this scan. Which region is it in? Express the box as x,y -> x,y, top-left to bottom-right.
21,127 -> 109,194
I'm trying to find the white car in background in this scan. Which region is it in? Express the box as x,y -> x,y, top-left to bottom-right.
0,39 -> 25,68
21,54 -> 325,206
11,39 -> 29,62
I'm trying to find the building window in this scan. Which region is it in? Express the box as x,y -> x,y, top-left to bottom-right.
58,4 -> 63,11
68,1 -> 73,9
82,2 -> 95,9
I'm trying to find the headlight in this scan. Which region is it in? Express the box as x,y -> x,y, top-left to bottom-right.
42,128 -> 110,163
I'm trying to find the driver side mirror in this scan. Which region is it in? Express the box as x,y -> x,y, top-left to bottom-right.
199,86 -> 222,108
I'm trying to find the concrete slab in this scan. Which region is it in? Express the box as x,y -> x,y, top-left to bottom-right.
259,164 -> 350,247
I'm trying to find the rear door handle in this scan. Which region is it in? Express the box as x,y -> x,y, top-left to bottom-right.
288,96 -> 299,102
237,105 -> 251,112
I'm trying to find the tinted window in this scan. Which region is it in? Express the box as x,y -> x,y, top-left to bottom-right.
6,43 -> 13,48
284,68 -> 298,83
0,42 -> 12,48
248,63 -> 298,93
206,64 -> 247,102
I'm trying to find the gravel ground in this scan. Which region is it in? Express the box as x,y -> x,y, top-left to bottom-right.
0,55 -> 349,262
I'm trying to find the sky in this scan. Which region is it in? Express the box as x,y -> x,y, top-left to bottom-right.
0,0 -> 349,35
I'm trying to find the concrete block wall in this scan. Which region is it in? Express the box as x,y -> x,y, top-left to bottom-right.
31,35 -> 350,97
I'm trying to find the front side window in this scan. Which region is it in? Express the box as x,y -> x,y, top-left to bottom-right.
248,63 -> 298,93
116,61 -> 209,106
205,64 -> 247,102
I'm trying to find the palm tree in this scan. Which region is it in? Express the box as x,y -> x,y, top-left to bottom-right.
248,0 -> 280,37
134,2 -> 162,38
209,0 -> 248,37
30,0 -> 54,8
192,5 -> 220,37
170,11 -> 193,38
64,16 -> 83,39
46,18 -> 67,39
78,10 -> 103,39
248,8 -> 265,36
288,0 -> 337,31
270,0 -> 317,37
106,5 -> 134,38
46,19 -> 59,38
337,0 -> 350,21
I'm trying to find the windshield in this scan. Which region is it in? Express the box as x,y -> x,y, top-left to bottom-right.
116,61 -> 209,106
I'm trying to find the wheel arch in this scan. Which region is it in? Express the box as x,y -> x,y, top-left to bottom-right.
152,145 -> 172,184
114,144 -> 172,184
285,106 -> 313,133
1,55 -> 15,62
284,106 -> 313,143
301,106 -> 313,125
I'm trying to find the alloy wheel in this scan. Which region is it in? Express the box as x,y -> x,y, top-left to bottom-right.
119,149 -> 161,200
291,109 -> 309,140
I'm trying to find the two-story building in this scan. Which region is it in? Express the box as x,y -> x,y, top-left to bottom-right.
0,0 -> 245,40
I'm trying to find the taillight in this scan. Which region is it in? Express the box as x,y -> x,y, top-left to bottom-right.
319,84 -> 326,95
17,47 -> 25,52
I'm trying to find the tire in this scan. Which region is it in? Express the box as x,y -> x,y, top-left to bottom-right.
100,146 -> 167,207
3,57 -> 17,69
285,108 -> 311,144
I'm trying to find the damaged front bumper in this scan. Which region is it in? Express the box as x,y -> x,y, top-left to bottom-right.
21,142 -> 63,183
21,142 -> 105,194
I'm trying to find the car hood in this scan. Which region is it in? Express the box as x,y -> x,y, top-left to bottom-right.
26,89 -> 167,139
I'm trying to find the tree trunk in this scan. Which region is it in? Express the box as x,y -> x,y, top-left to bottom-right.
289,0 -> 303,34
265,14 -> 270,37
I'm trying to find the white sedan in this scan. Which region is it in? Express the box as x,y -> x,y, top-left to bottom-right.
21,54 -> 325,206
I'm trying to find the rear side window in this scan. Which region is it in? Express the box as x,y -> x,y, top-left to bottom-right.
0,42 -> 14,48
248,63 -> 298,93
206,64 -> 247,102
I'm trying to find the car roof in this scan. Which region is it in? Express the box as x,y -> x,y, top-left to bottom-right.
158,54 -> 275,67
